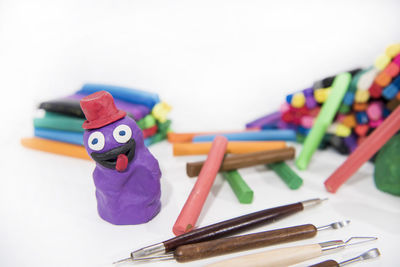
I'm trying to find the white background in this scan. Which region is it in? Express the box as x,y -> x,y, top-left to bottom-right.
1,0 -> 400,266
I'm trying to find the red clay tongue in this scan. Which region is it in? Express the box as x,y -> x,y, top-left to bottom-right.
116,154 -> 128,172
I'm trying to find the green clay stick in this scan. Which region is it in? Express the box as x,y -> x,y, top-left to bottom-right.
145,120 -> 172,146
222,170 -> 253,204
137,114 -> 157,130
34,112 -> 85,132
268,162 -> 303,190
296,73 -> 351,170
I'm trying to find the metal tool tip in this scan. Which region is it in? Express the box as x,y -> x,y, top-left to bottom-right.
301,198 -> 328,209
113,257 -> 132,265
361,248 -> 381,260
345,236 -> 378,247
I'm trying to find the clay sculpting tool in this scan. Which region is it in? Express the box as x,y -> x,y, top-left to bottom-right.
192,129 -> 297,142
173,141 -> 286,156
296,73 -> 351,170
309,248 -> 380,267
132,220 -> 350,263
173,136 -> 228,236
207,236 -> 377,267
113,198 -> 326,264
325,105 -> 400,193
187,147 -> 295,177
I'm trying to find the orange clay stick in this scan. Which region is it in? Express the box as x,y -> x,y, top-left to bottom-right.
173,136 -> 228,236
21,137 -> 90,160
173,141 -> 286,156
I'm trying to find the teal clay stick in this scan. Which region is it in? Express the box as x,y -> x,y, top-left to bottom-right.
222,170 -> 253,204
267,162 -> 303,190
34,112 -> 85,132
296,73 -> 351,170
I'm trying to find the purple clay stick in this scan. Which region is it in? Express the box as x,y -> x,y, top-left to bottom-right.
246,111 -> 281,129
303,88 -> 318,109
80,91 -> 161,225
70,93 -> 150,121
343,134 -> 358,153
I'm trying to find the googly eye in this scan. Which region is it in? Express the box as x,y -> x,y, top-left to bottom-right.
113,124 -> 132,143
88,131 -> 105,151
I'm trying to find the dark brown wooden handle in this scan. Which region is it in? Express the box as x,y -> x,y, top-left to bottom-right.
174,224 -> 317,262
163,202 -> 303,252
186,147 -> 295,177
308,259 -> 340,267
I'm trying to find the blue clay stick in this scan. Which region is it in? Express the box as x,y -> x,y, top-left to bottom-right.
34,127 -> 84,145
77,84 -> 160,109
192,129 -> 297,142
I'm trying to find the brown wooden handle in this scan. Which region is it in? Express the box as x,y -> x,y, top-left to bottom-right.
163,202 -> 303,252
308,259 -> 340,267
174,224 -> 317,262
186,147 -> 295,177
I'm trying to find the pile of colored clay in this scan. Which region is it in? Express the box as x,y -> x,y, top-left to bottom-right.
247,43 -> 400,155
22,84 -> 172,159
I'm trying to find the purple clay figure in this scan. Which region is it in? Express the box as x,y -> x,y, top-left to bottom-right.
80,91 -> 161,225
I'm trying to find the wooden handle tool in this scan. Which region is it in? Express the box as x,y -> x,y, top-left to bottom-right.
168,221 -> 349,262
112,198 -> 326,264
206,236 -> 377,267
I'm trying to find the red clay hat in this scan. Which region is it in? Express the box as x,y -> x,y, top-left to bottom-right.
80,91 -> 126,129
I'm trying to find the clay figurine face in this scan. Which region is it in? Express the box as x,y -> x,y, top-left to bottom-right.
84,117 -> 140,172
80,91 -> 162,225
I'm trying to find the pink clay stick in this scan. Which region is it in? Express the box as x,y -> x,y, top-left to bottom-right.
325,106 -> 400,193
173,136 -> 228,236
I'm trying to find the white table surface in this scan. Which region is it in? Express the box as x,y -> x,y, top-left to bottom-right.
1,1 -> 400,266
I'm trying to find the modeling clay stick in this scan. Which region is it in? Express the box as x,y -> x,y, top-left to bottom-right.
245,111 -> 281,129
192,130 -> 297,142
137,115 -> 157,130
168,129 -> 259,143
21,137 -> 90,160
173,141 -> 286,156
267,162 -> 303,190
296,73 -> 351,170
222,170 -> 253,204
324,106 -> 400,193
187,147 -> 295,177
142,125 -> 158,139
77,83 -> 160,109
39,98 -> 85,118
34,127 -> 84,145
173,136 -> 228,236
168,132 -> 208,143
68,93 -> 150,120
34,112 -> 85,132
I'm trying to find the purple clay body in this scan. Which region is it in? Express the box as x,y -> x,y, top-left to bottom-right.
83,116 -> 161,225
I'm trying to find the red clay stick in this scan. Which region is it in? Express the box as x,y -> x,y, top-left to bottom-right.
325,106 -> 400,193
173,136 -> 228,236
